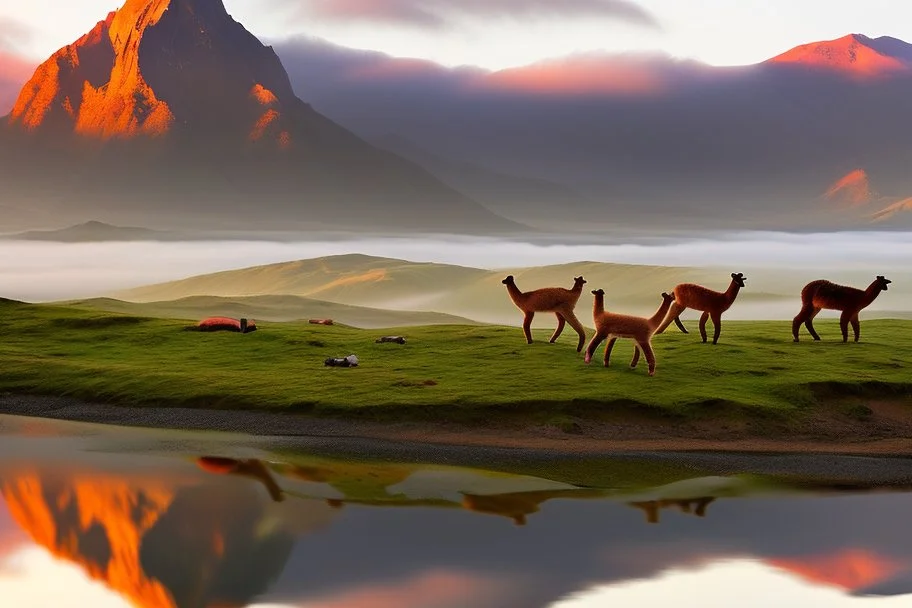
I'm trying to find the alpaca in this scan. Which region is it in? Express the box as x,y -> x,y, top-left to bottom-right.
502,275 -> 588,352
655,272 -> 747,344
196,457 -> 284,502
792,275 -> 892,343
584,290 -> 675,376
629,497 -> 717,524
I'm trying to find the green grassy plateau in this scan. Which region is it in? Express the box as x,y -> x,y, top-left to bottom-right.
0,298 -> 909,426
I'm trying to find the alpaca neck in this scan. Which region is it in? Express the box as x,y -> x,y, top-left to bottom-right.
862,282 -> 883,307
649,299 -> 674,331
593,294 -> 605,318
505,282 -> 525,305
724,280 -> 742,304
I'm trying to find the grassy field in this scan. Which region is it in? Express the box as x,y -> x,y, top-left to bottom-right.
0,298 -> 909,427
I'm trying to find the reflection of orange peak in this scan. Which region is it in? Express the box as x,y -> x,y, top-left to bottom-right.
825,169 -> 872,206
2,473 -> 178,608
770,34 -> 909,77
768,549 -> 905,591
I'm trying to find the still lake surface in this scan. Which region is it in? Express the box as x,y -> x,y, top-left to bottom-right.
1,414 -> 911,607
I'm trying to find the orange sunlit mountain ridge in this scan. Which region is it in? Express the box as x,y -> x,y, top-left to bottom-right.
0,0 -> 517,233
9,0 -> 291,146
767,34 -> 912,78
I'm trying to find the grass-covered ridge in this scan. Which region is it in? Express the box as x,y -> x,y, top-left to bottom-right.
0,298 -> 909,422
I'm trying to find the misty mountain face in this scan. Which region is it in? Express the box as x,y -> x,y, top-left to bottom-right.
274,34 -> 912,230
0,0 -> 519,233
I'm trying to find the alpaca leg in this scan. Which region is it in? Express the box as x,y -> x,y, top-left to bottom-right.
549,313 -> 566,343
655,303 -> 685,335
851,313 -> 861,343
792,304 -> 814,342
603,338 -> 618,367
638,339 -> 657,376
694,497 -> 715,517
522,311 -> 534,344
630,345 -> 641,368
805,308 -> 822,341
839,310 -> 852,343
710,312 -> 722,345
673,315 -> 689,334
563,311 -> 588,353
584,331 -> 607,364
698,311 -> 710,343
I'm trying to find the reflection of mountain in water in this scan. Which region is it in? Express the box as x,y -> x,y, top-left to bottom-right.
0,467 -> 335,608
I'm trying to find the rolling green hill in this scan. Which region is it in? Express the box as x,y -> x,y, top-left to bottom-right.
112,253 -> 912,326
60,295 -> 480,328
113,254 -> 817,325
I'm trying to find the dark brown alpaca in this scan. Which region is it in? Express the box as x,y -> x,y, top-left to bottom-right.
630,497 -> 717,524
584,290 -> 675,376
502,275 -> 588,351
792,275 -> 892,343
655,272 -> 747,344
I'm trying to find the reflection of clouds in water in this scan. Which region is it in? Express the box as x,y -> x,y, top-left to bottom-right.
550,560 -> 912,607
0,231 -> 910,302
0,548 -> 131,607
291,570 -> 518,608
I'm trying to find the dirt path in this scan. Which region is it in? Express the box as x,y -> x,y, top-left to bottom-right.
2,393 -> 911,457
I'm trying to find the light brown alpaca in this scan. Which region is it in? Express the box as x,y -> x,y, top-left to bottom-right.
792,275 -> 892,343
655,272 -> 747,344
584,290 -> 675,376
502,275 -> 588,352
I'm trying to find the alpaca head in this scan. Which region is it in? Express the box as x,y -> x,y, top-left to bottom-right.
591,289 -> 605,297
573,276 -> 587,289
731,272 -> 747,288
661,292 -> 674,303
502,275 -> 515,285
876,275 -> 892,291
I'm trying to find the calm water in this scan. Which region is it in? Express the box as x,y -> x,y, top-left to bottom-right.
1,415 -> 911,607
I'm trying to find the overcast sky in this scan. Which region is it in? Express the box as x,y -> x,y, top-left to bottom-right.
0,0 -> 907,70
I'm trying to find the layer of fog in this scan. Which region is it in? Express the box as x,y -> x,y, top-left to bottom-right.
1,231 -> 909,305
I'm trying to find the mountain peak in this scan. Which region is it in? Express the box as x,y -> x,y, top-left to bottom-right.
767,33 -> 912,77
7,0 -> 297,145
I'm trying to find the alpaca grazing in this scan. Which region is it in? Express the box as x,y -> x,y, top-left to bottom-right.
502,275 -> 588,352
792,275 -> 892,343
655,272 -> 747,344
584,290 -> 675,376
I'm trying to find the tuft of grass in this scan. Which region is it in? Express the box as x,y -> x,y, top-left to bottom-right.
0,300 -> 909,425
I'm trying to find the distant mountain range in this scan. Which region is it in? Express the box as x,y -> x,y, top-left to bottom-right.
275,33 -> 912,230
2,1 -> 912,233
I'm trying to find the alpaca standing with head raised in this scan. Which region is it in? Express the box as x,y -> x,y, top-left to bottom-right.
655,273 -> 747,345
502,275 -> 588,351
584,290 -> 675,376
792,275 -> 892,343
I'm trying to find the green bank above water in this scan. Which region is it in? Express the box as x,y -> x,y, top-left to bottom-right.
0,299 -> 909,425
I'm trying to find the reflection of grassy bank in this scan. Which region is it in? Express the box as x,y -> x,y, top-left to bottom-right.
0,300 -> 909,430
